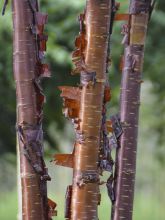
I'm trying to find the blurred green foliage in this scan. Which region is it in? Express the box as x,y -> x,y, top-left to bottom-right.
0,1 -> 165,219
0,0 -> 164,160
145,2 -> 165,162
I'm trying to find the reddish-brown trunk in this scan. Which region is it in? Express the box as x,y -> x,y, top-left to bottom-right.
70,1 -> 112,219
12,0 -> 51,219
55,0 -> 113,219
111,1 -> 152,219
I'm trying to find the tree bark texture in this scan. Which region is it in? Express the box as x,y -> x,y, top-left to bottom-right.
111,1 -> 152,220
12,0 -> 52,219
55,1 -> 113,219
70,1 -> 112,219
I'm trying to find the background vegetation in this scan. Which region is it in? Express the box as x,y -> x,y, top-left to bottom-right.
0,0 -> 165,219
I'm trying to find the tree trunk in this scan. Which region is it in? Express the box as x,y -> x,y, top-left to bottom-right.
12,0 -> 50,219
70,1 -> 112,219
111,1 -> 152,219
17,138 -> 22,220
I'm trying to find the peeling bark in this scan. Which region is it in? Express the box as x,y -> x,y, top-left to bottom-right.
70,1 -> 112,219
55,1 -> 113,219
111,1 -> 152,220
12,0 -> 52,219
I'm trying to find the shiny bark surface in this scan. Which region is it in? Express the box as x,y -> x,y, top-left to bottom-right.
71,1 -> 112,219
12,0 -> 49,219
111,1 -> 152,220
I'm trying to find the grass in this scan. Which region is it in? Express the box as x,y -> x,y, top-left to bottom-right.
0,190 -> 18,220
133,193 -> 165,220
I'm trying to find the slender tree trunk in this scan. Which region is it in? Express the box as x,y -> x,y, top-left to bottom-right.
55,1 -> 113,219
70,1 -> 112,219
17,138 -> 22,220
12,0 -> 51,219
111,1 -> 152,219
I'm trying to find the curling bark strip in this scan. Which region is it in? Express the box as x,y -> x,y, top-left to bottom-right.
111,1 -> 152,219
70,1 -> 112,219
12,0 -> 54,219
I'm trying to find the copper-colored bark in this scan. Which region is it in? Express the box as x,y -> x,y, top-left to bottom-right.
12,0 -> 51,219
70,1 -> 112,219
111,1 -> 152,219
54,154 -> 73,168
